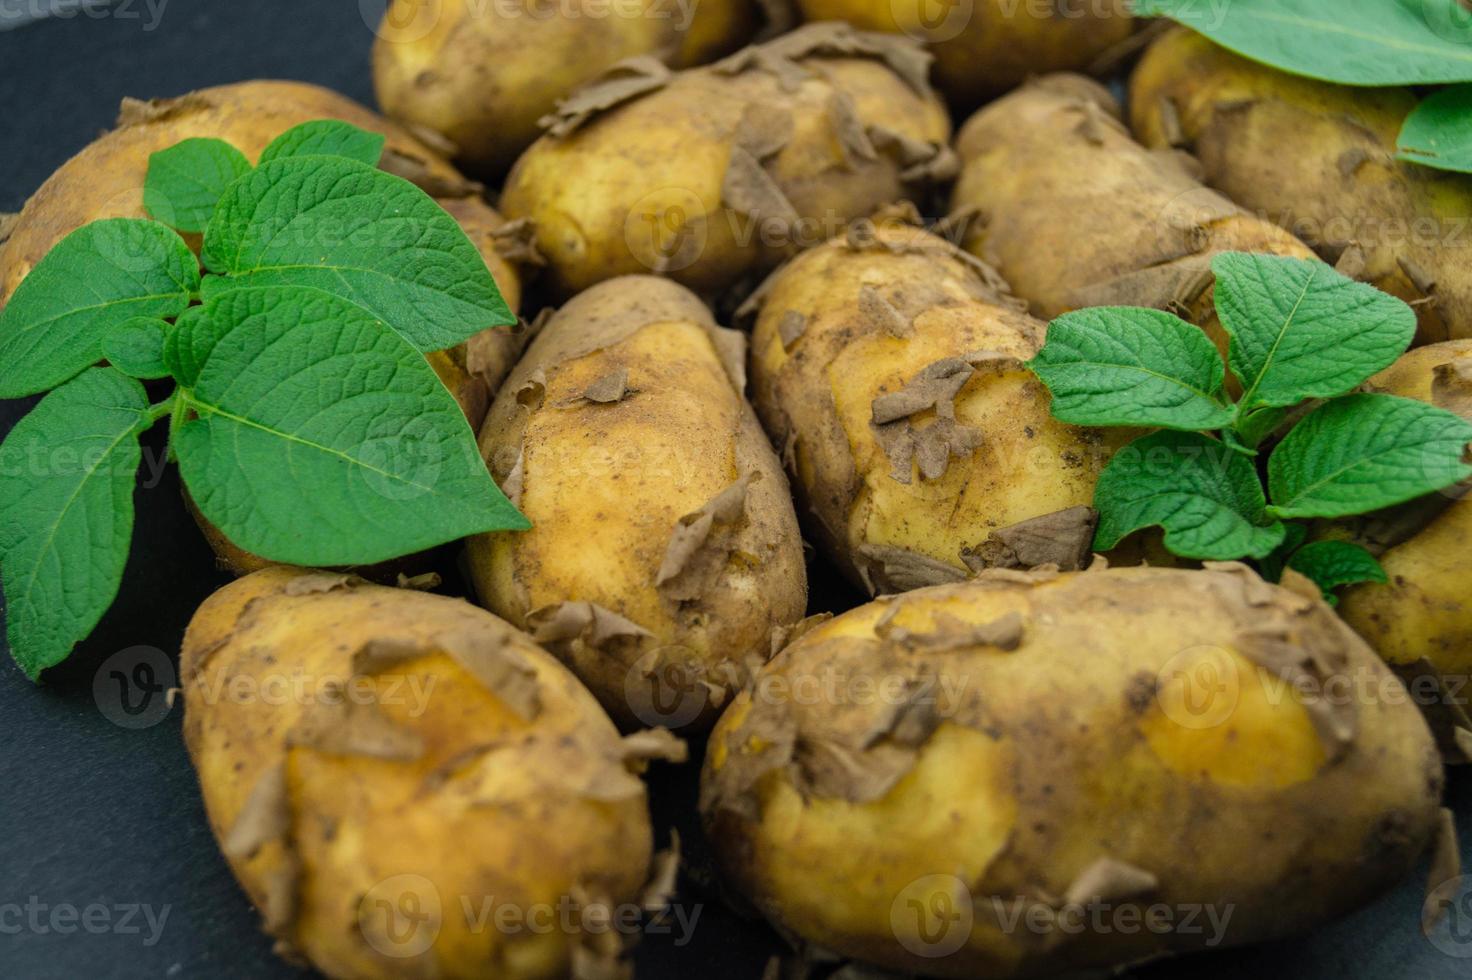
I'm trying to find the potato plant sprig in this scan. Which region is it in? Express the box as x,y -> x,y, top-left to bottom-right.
1028,252 -> 1472,602
1135,0 -> 1472,174
0,120 -> 527,680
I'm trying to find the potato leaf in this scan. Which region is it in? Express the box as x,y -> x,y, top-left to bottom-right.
257,120 -> 386,168
1094,430 -> 1286,559
1397,84 -> 1472,174
1257,521 -> 1310,583
174,286 -> 528,567
143,137 -> 253,234
1268,393 -> 1472,518
0,368 -> 150,679
1285,540 -> 1388,605
0,219 -> 198,398
161,306 -> 216,388
1213,253 -> 1417,410
1029,307 -> 1236,430
101,317 -> 171,380
1134,0 -> 1472,86
200,156 -> 513,352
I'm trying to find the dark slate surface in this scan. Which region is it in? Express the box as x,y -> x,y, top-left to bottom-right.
0,3 -> 1469,978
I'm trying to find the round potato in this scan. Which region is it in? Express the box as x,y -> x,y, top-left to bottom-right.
468,275 -> 807,729
748,216 -> 1125,594
372,0 -> 758,178
1130,27 -> 1472,347
950,74 -> 1314,359
702,564 -> 1443,978
793,0 -> 1134,108
182,566 -> 682,980
499,23 -> 954,297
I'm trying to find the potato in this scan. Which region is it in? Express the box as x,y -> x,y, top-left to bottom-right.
702,564 -> 1443,978
793,0 -> 1134,108
372,0 -> 758,178
747,215 -> 1124,594
1130,27 -> 1472,347
467,275 -> 807,728
1325,341 -> 1472,688
499,23 -> 954,297
949,74 -> 1315,358
181,566 -> 683,980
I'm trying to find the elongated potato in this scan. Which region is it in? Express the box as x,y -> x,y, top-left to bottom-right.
182,567 -> 681,980
950,74 -> 1315,355
372,0 -> 758,178
748,217 -> 1124,594
468,276 -> 807,728
1131,27 -> 1472,347
500,23 -> 954,297
1326,341 -> 1472,689
793,0 -> 1134,108
702,564 -> 1443,978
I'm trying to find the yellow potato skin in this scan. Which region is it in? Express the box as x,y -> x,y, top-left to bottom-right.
1334,339 -> 1472,675
750,222 -> 1125,591
500,33 -> 952,296
372,0 -> 757,178
1130,28 -> 1472,346
181,567 -> 655,980
703,566 -> 1442,978
795,0 -> 1134,107
468,276 -> 807,727
951,74 -> 1315,356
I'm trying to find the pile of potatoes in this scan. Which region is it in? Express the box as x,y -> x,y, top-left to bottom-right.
8,9 -> 1472,980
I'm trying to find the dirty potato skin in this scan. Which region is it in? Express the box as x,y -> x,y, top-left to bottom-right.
793,0 -> 1134,108
182,567 -> 674,980
950,74 -> 1315,358
1327,340 -> 1472,680
748,218 -> 1124,594
499,23 -> 954,297
467,276 -> 807,729
701,565 -> 1443,979
372,0 -> 757,178
1130,27 -> 1472,347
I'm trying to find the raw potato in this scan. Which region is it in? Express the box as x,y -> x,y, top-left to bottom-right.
748,216 -> 1123,594
182,567 -> 681,980
793,0 -> 1134,107
372,0 -> 758,178
1328,340 -> 1472,685
1130,27 -> 1472,347
467,275 -> 807,728
949,74 -> 1315,357
702,564 -> 1443,978
0,80 -> 527,424
499,23 -> 954,297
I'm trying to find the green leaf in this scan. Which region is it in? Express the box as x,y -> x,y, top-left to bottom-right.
1268,393 -> 1472,518
1029,307 -> 1235,430
1094,430 -> 1287,560
0,368 -> 149,679
200,156 -> 513,353
1133,0 -> 1472,86
1233,406 -> 1290,451
174,286 -> 528,567
1258,521 -> 1310,583
102,317 -> 171,380
1397,84 -> 1472,174
143,138 -> 253,234
1286,540 -> 1389,606
161,306 -> 216,388
1213,253 -> 1417,410
0,219 -> 199,398
258,120 -> 386,168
